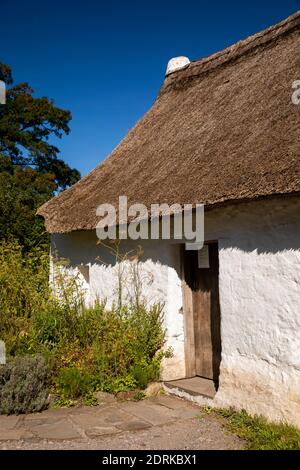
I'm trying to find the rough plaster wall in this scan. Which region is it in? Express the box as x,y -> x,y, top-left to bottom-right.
204,197 -> 300,426
50,235 -> 185,381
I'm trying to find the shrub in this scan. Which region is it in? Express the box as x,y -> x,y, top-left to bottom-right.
131,364 -> 149,389
85,303 -> 166,394
56,367 -> 93,399
0,355 -> 51,415
0,240 -> 49,355
0,240 -> 169,406
31,305 -> 69,349
105,374 -> 137,394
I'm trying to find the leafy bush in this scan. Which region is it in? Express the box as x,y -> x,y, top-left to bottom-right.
0,240 -> 49,355
49,302 -> 167,398
105,374 -> 137,394
0,355 -> 51,415
131,364 -> 149,389
56,367 -> 93,399
0,240 -> 168,407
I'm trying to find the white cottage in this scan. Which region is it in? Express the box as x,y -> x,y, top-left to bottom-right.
38,11 -> 300,426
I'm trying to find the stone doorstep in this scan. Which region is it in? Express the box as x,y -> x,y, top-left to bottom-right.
164,377 -> 217,400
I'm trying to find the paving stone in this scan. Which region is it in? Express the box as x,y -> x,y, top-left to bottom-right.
116,420 -> 152,432
70,413 -> 109,429
68,405 -> 105,416
149,395 -> 197,410
117,401 -> 176,426
0,415 -> 21,430
85,426 -> 120,438
153,396 -> 201,419
0,429 -> 34,441
171,407 -> 201,419
96,407 -> 132,426
25,418 -> 81,440
25,408 -> 70,420
0,397 -> 246,450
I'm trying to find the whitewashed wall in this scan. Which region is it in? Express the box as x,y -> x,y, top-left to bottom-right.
205,197 -> 300,426
51,196 -> 300,426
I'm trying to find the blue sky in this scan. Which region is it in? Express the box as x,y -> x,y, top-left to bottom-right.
1,0 -> 299,176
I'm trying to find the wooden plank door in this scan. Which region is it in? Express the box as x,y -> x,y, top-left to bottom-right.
183,243 -> 221,382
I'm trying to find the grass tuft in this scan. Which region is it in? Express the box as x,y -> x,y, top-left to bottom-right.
205,407 -> 300,450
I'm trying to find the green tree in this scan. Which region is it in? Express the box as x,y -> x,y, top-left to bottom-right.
0,62 -> 80,190
0,63 -> 13,85
0,62 -> 80,250
0,156 -> 54,250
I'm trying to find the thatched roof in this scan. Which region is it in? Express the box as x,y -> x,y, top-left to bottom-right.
38,11 -> 300,233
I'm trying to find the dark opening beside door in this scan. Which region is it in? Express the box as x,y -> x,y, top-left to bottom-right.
183,242 -> 221,382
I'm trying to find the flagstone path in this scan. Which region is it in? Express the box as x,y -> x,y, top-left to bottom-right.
0,395 -> 244,450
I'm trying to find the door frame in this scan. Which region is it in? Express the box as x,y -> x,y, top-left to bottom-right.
181,241 -> 221,379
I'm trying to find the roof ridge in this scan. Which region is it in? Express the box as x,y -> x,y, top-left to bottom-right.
161,10 -> 300,94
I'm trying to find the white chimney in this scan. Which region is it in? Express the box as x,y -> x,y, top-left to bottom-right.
165,56 -> 190,76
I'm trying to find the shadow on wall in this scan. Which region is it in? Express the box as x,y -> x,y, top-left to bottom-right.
51,234 -> 180,269
205,195 -> 300,255
51,195 -> 300,268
